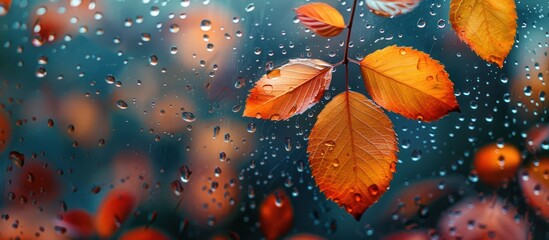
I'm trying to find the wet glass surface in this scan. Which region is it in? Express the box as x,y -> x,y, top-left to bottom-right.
0,0 -> 548,239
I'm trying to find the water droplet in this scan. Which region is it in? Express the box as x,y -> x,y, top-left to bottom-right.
213,126 -> 220,138
354,193 -> 362,202
245,3 -> 255,12
267,69 -> 281,79
181,112 -> 196,122
200,19 -> 212,31
116,100 -> 128,109
285,137 -> 292,151
149,55 -> 158,66
437,19 -> 446,28
179,165 -> 192,183
417,56 -> 428,71
368,184 -> 379,196
9,151 -> 25,167
411,149 -> 422,161
417,18 -> 426,28
247,122 -> 256,133
262,84 -> 274,94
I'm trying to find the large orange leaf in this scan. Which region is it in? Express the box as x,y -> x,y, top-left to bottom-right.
360,45 -> 459,122
365,0 -> 421,17
308,91 -> 397,220
295,3 -> 346,37
449,0 -> 517,68
260,189 -> 294,240
243,59 -> 333,121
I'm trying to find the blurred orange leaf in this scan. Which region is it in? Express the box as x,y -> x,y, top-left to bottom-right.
119,227 -> 170,240
243,59 -> 332,121
365,0 -> 421,17
295,3 -> 346,37
0,110 -> 10,152
519,158 -> 549,220
95,189 -> 136,238
56,209 -> 95,238
307,91 -> 397,220
473,143 -> 521,186
438,197 -> 529,239
449,0 -> 517,68
260,189 -> 294,240
360,45 -> 459,122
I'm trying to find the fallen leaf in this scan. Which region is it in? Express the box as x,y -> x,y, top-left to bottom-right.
243,59 -> 333,121
308,91 -> 397,220
260,189 -> 294,240
295,3 -> 346,37
449,0 -> 517,68
365,0 -> 421,17
360,45 -> 459,122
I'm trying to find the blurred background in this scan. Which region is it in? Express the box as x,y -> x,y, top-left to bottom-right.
0,0 -> 547,239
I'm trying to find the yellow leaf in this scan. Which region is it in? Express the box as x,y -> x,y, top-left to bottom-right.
243,59 -> 333,121
449,0 -> 517,68
308,91 -> 397,220
295,3 -> 346,37
365,0 -> 421,17
360,45 -> 460,122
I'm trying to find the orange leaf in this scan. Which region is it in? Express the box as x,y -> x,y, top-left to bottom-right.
307,91 -> 397,220
95,189 -> 136,237
295,3 -> 346,37
449,0 -> 517,68
473,142 -> 521,186
56,209 -> 95,238
0,110 -> 11,152
360,45 -> 459,122
260,189 -> 294,240
243,59 -> 333,121
519,158 -> 549,220
365,0 -> 421,17
438,197 -> 530,239
120,227 -> 170,240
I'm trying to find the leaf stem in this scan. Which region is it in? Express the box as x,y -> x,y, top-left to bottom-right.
343,0 -> 359,90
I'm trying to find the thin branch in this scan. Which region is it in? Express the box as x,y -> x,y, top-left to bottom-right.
343,0 -> 359,89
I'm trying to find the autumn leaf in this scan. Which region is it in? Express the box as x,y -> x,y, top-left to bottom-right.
119,227 -> 170,240
449,0 -> 517,68
308,91 -> 397,220
360,45 -> 459,122
439,197 -> 530,239
519,159 -> 549,220
243,59 -> 333,121
260,189 -> 294,240
365,0 -> 421,17
96,189 -> 136,238
295,3 -> 346,37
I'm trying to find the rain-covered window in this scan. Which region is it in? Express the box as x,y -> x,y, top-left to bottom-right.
0,0 -> 547,239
